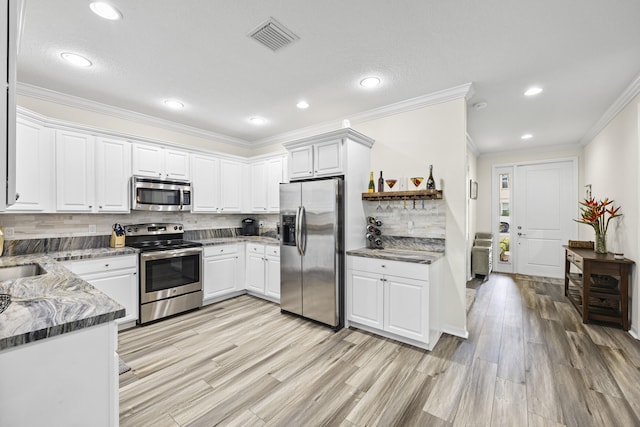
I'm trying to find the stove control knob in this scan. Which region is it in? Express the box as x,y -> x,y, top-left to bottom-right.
179,226 -> 183,230
126,228 -> 131,233
174,226 -> 178,230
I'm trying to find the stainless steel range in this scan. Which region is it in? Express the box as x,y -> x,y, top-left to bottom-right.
125,223 -> 203,324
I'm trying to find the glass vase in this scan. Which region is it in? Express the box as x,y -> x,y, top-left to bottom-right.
594,231 -> 607,254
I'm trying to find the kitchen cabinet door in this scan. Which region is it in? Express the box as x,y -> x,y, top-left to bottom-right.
384,275 -> 429,342
288,146 -> 313,180
245,244 -> 265,294
203,252 -> 239,300
8,117 -> 54,212
55,130 -> 95,212
264,246 -> 280,300
191,154 -> 221,212
348,270 -> 383,329
267,157 -> 283,212
313,139 -> 342,177
65,255 -> 139,329
164,148 -> 190,180
219,159 -> 243,212
95,137 -> 131,213
249,161 -> 267,212
132,143 -> 164,178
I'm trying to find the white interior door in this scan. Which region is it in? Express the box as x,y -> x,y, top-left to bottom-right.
514,160 -> 575,278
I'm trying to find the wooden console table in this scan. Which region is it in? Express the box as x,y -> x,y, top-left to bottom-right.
564,247 -> 633,330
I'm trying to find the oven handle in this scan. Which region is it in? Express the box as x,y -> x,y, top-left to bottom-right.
140,247 -> 202,261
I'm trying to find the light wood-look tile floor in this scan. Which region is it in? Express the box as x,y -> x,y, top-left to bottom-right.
119,273 -> 640,426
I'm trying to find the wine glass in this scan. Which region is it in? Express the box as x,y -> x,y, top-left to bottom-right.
410,177 -> 423,209
385,179 -> 397,210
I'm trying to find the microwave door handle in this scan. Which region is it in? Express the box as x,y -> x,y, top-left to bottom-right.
179,188 -> 184,211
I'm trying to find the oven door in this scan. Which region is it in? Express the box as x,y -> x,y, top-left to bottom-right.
140,247 -> 202,304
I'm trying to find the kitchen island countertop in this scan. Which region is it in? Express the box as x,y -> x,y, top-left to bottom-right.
0,254 -> 125,351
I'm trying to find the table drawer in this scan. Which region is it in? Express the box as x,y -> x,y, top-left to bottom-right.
567,251 -> 583,269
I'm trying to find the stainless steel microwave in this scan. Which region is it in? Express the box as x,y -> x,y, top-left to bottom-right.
131,176 -> 192,211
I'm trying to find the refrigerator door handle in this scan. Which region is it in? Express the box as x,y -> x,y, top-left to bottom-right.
295,206 -> 303,256
300,205 -> 307,256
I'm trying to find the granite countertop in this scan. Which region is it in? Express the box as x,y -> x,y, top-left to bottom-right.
346,247 -> 445,264
49,246 -> 139,262
195,236 -> 280,247
0,254 -> 125,351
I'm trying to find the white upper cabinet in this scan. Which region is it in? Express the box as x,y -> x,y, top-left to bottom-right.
219,159 -> 243,212
288,139 -> 341,180
8,117 -> 54,212
249,156 -> 285,213
55,130 -> 95,212
192,155 -> 246,213
288,146 -> 313,180
191,154 -> 221,213
313,139 -> 342,177
164,148 -> 190,180
132,143 -> 190,180
95,137 -> 131,213
249,161 -> 267,212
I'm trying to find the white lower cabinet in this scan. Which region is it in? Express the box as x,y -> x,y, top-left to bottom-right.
245,243 -> 280,301
203,244 -> 244,304
63,255 -> 138,329
0,322 -> 119,427
347,255 -> 439,350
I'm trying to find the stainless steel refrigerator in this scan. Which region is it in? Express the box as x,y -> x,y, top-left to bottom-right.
280,178 -> 344,329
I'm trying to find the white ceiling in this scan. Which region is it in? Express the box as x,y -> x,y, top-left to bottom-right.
16,0 -> 640,154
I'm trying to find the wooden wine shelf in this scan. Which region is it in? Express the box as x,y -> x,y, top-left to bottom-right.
361,189 -> 443,201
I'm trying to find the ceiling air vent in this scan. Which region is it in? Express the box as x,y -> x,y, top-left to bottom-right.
248,17 -> 299,52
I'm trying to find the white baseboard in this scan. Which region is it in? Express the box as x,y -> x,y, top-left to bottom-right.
441,324 -> 469,339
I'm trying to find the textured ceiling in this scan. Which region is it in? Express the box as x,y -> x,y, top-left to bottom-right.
16,0 -> 640,153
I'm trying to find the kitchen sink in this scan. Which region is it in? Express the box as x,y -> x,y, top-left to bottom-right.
0,263 -> 47,281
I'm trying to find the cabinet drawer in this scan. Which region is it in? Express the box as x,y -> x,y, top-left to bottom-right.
204,244 -> 237,257
348,256 -> 429,281
567,251 -> 583,269
246,243 -> 265,255
265,245 -> 280,257
69,254 -> 137,275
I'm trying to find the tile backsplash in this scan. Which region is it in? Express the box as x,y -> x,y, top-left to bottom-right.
0,212 -> 280,239
363,199 -> 445,239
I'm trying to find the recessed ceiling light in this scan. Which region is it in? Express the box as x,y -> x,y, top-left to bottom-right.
60,52 -> 92,67
89,2 -> 122,20
296,101 -> 309,109
360,77 -> 381,88
163,99 -> 184,109
524,87 -> 543,96
249,116 -> 267,125
521,134 -> 533,140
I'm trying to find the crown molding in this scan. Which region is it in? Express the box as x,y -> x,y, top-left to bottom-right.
282,128 -> 375,150
254,83 -> 474,147
16,106 -> 249,163
477,141 -> 583,159
466,132 -> 480,156
16,83 -> 252,148
580,71 -> 640,145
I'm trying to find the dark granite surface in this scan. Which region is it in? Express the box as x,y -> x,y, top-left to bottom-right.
0,254 -> 125,351
346,247 -> 444,264
196,236 -> 279,247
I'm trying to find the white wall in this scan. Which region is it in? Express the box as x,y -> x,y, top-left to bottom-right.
467,144 -> 478,279
354,98 -> 469,338
583,95 -> 640,337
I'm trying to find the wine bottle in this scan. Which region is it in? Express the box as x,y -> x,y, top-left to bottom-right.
368,171 -> 375,193
378,171 -> 384,192
427,165 -> 436,190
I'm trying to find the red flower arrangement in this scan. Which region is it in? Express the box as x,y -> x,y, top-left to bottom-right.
575,198 -> 622,235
